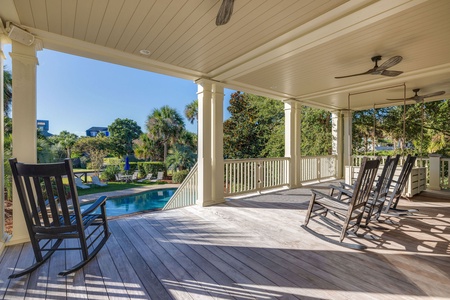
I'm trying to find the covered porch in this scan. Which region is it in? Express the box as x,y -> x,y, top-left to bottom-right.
1,185 -> 449,299
0,1 -> 450,296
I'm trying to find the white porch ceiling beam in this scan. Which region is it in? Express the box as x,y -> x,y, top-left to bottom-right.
211,0 -> 427,82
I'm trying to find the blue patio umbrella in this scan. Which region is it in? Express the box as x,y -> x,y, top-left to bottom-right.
124,155 -> 130,172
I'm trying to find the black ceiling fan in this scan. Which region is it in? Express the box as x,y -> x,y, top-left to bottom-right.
216,0 -> 234,26
335,55 -> 403,79
387,88 -> 446,102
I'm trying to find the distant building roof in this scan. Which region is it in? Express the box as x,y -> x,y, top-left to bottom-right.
86,126 -> 109,137
86,126 -> 108,131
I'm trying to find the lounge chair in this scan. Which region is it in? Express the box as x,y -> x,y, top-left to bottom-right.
8,158 -> 110,278
115,173 -> 128,182
131,171 -> 139,181
151,171 -> 164,182
137,173 -> 153,182
303,157 -> 380,247
92,175 -> 107,187
75,177 -> 90,189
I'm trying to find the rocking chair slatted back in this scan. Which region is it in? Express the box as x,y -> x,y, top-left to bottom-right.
350,158 -> 381,211
13,159 -> 82,234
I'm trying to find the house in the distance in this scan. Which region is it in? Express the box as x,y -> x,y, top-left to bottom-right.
37,120 -> 52,137
86,126 -> 109,137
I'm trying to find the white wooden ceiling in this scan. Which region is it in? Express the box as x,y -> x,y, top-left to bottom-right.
1,0 -> 449,111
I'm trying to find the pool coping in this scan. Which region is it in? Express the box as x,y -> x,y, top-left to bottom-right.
78,183 -> 180,205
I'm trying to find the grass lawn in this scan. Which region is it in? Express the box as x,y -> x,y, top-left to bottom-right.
76,181 -> 168,196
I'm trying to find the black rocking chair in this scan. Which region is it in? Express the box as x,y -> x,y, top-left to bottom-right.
378,154 -> 418,217
8,158 -> 110,278
303,157 -> 380,247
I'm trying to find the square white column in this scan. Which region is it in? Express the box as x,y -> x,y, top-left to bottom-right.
0,38 -> 7,249
196,79 -> 224,206
332,111 -> 344,178
284,100 -> 301,188
9,41 -> 38,245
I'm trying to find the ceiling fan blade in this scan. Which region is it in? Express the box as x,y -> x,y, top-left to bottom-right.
216,0 -> 234,26
377,55 -> 403,70
380,70 -> 403,77
387,96 -> 414,101
335,70 -> 372,79
421,91 -> 446,98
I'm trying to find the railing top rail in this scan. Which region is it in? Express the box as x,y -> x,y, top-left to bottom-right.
225,157 -> 290,163
301,155 -> 337,159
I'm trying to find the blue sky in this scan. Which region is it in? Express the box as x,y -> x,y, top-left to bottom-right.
3,44 -> 233,137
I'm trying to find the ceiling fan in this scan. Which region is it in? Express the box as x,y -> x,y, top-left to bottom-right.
216,0 -> 234,26
335,55 -> 403,79
387,88 -> 446,102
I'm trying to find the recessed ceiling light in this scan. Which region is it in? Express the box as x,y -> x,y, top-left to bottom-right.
139,49 -> 151,55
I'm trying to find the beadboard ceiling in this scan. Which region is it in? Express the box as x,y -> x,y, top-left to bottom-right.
1,0 -> 449,111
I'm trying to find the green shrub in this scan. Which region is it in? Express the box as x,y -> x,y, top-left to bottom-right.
101,165 -> 121,181
172,170 -> 189,183
137,162 -> 166,177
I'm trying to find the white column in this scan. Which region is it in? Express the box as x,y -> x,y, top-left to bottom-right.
428,154 -> 442,190
284,100 -> 301,188
8,41 -> 38,245
0,36 -> 7,250
342,109 -> 353,168
332,110 -> 344,178
196,79 -> 224,206
211,83 -> 224,205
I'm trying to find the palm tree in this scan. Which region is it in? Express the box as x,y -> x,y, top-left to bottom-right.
3,68 -> 12,116
184,99 -> 198,124
146,105 -> 185,162
56,130 -> 78,158
165,144 -> 196,171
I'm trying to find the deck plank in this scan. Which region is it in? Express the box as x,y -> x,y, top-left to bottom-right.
108,220 -> 174,299
0,186 -> 449,299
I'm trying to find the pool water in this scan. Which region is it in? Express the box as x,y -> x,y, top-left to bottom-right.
82,188 -> 177,217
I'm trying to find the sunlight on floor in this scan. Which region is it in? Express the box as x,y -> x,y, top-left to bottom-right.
163,279 -> 280,299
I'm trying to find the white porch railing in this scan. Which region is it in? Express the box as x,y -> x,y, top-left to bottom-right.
162,153 -> 447,209
351,155 -> 450,187
300,155 -> 337,182
162,163 -> 198,210
224,158 -> 289,196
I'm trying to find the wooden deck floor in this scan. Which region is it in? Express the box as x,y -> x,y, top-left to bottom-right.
1,184 -> 449,299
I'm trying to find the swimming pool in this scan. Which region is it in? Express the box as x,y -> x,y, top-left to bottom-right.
82,188 -> 177,217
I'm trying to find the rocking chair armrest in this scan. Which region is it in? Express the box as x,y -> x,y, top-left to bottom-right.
339,182 -> 355,190
311,189 -> 339,202
81,196 -> 107,216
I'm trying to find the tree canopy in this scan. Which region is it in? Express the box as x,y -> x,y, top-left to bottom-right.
223,92 -> 286,158
108,118 -> 142,157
